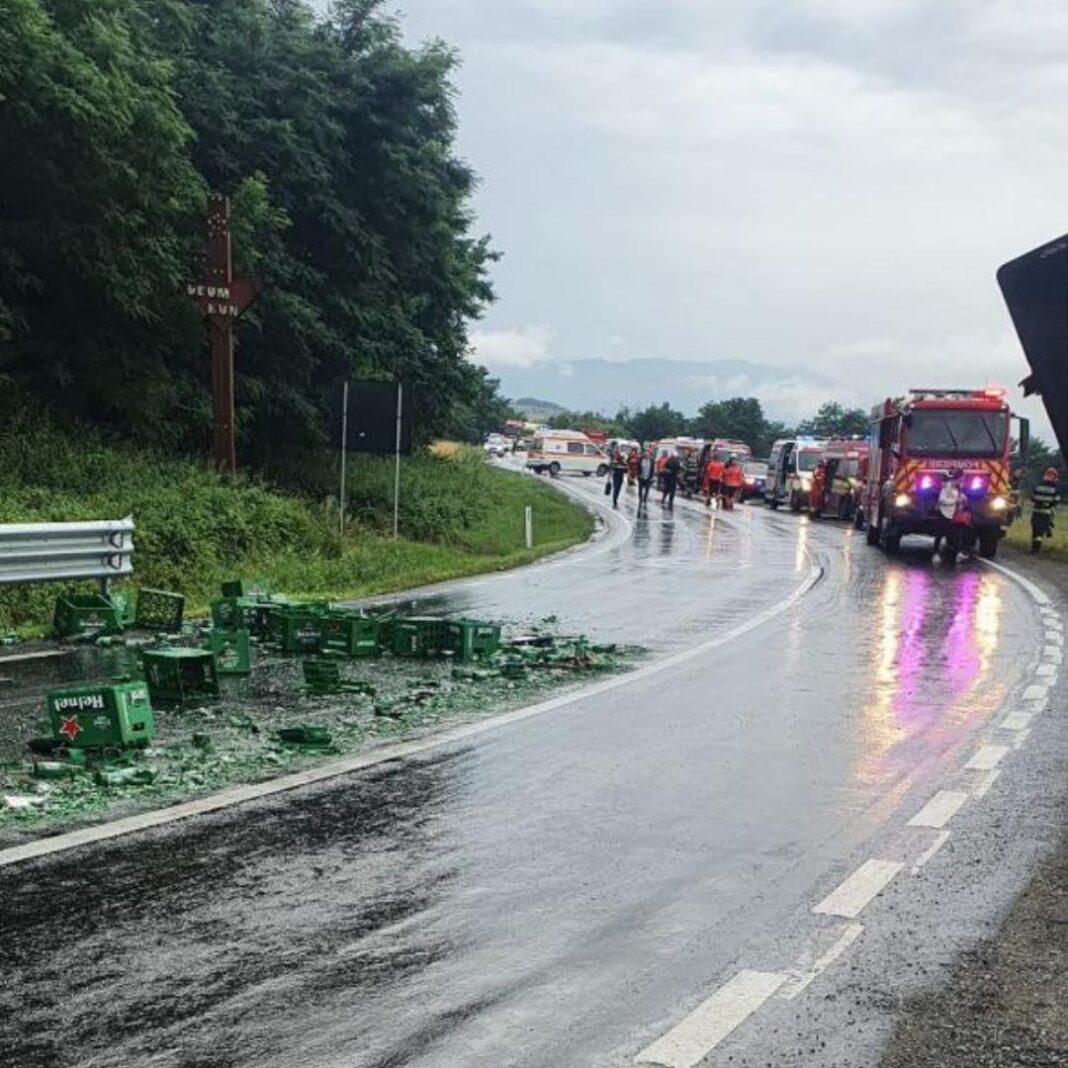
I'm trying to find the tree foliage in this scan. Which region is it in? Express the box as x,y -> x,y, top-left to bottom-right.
617,403 -> 688,443
0,0 -> 501,463
796,401 -> 868,439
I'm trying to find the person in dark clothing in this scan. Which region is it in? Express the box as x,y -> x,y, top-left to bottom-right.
609,446 -> 627,509
637,447 -> 655,512
1031,466 -> 1061,553
661,453 -> 680,510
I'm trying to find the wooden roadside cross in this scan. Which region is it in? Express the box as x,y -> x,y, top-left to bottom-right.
187,194 -> 262,473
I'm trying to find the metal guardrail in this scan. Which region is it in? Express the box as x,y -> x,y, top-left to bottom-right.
0,518 -> 135,588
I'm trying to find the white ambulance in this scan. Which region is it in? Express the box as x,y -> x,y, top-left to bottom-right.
525,430 -> 609,477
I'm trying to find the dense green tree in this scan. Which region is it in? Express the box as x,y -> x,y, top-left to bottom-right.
0,0 -> 500,464
692,397 -> 764,448
797,401 -> 868,439
0,0 -> 204,427
619,402 -> 687,443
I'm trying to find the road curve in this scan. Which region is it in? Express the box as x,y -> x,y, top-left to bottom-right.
1,473 -> 1061,1068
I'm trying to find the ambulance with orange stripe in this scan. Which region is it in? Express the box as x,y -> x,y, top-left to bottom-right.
862,388 -> 1028,559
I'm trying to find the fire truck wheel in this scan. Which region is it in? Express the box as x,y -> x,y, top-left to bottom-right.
978,527 -> 1000,559
878,511 -> 901,554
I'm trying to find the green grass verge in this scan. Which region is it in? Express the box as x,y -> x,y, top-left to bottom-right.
0,401 -> 594,633
1003,507 -> 1068,560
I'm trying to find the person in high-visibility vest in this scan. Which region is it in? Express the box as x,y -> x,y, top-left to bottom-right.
809,459 -> 828,516
721,455 -> 744,509
704,455 -> 725,508
1031,466 -> 1061,554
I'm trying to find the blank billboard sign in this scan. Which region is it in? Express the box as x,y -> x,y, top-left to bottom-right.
998,234 -> 1068,457
329,381 -> 413,455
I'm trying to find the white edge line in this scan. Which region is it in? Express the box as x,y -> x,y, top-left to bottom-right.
911,831 -> 951,875
636,970 -> 789,1068
779,924 -> 864,1000
980,558 -> 1051,606
0,565 -> 824,868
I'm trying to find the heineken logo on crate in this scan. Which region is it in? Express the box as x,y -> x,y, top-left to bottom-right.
54,694 -> 106,712
58,716 -> 82,741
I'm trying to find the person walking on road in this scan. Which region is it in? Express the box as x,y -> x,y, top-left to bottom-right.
661,453 -> 680,510
637,447 -> 655,513
626,446 -> 639,488
721,455 -> 743,510
704,453 -> 724,508
609,445 -> 627,509
1031,466 -> 1061,553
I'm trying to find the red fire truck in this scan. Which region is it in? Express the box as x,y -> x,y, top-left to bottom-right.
862,388 -> 1026,558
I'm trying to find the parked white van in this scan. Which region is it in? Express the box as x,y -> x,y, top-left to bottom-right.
525,430 -> 609,477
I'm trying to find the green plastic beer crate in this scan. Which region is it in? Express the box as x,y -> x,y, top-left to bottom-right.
391,617 -> 451,658
208,628 -> 252,675
445,619 -> 501,661
47,681 -> 155,748
53,592 -> 129,638
135,587 -> 185,631
319,614 -> 381,658
142,647 -> 220,704
265,607 -> 327,653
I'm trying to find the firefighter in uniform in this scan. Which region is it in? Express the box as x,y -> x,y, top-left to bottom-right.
1031,466 -> 1061,554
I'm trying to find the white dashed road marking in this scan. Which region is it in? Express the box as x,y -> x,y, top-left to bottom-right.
1000,711 -> 1034,732
813,859 -> 903,919
965,744 -> 1010,771
907,791 -> 967,829
973,769 -> 1002,798
636,971 -> 789,1067
1022,684 -> 1050,702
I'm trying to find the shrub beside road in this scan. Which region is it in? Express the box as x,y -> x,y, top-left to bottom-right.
0,402 -> 593,633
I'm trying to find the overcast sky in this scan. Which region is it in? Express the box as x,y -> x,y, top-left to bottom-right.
386,0 -> 1066,435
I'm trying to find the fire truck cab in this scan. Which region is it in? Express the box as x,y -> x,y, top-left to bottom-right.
862,388 -> 1026,558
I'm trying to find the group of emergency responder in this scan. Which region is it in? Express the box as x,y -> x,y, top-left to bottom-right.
604,442 -> 746,515
601,440 -> 1062,556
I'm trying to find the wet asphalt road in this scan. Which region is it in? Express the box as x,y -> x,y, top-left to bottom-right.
2,472 -> 1061,1068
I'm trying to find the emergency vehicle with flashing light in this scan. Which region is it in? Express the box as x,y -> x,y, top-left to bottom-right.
861,387 -> 1028,558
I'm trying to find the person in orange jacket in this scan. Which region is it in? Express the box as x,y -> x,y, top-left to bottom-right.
721,455 -> 744,509
704,454 -> 725,508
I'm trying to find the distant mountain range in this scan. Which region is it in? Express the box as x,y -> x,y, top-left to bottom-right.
513,397 -> 566,420
496,358 -> 841,424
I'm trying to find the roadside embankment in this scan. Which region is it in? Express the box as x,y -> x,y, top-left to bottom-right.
880,545 -> 1068,1068
0,400 -> 593,633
